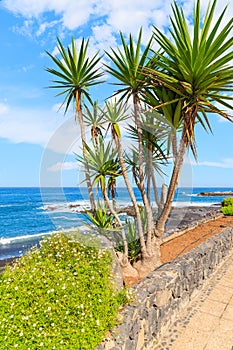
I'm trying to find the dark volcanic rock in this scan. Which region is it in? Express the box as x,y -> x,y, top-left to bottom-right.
197,191 -> 233,197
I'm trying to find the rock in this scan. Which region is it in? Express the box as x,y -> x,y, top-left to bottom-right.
197,191 -> 233,197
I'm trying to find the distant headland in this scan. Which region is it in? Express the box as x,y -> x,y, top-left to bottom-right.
197,191 -> 233,197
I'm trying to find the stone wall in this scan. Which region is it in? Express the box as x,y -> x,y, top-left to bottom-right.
97,226 -> 233,350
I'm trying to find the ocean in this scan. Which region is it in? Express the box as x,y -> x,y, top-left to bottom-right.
0,187 -> 232,260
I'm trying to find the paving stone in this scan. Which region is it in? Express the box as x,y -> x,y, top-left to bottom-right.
198,299 -> 227,317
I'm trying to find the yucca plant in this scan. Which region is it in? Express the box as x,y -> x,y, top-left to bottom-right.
105,31 -> 159,274
46,37 -> 104,212
146,0 -> 233,239
77,138 -> 129,260
83,101 -> 105,146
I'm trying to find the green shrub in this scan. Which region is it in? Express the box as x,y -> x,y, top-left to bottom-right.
221,205 -> 233,216
0,233 -> 128,350
221,197 -> 233,207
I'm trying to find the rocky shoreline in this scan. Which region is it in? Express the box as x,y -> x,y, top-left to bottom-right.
164,205 -> 222,237
197,191 -> 233,197
0,205 -> 222,272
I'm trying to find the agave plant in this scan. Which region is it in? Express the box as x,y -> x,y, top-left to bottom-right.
84,201 -> 114,233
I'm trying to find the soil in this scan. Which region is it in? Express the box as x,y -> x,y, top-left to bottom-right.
160,215 -> 233,263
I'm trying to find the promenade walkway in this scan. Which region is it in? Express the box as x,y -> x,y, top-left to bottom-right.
156,250 -> 233,350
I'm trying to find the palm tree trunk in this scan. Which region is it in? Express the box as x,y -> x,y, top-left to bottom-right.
156,137 -> 187,237
111,179 -> 117,210
113,133 -> 148,259
133,94 -> 155,253
147,143 -> 153,205
75,91 -> 96,212
102,185 -> 128,260
172,133 -> 178,162
151,172 -> 159,206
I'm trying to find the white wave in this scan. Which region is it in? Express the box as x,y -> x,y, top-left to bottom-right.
52,215 -> 81,221
0,204 -> 12,208
39,200 -> 92,213
172,201 -> 219,208
0,225 -> 93,247
0,232 -> 52,246
0,237 -> 12,245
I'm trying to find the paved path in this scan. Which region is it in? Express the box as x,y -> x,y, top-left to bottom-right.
156,251 -> 233,350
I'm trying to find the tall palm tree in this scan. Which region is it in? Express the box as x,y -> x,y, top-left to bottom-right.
45,37 -> 104,212
105,31 -> 161,273
148,0 -> 233,237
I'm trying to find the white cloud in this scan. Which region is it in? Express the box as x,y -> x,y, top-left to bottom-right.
3,0 -> 232,34
48,161 -> 79,172
0,103 -> 82,154
192,158 -> 233,169
3,0 -> 232,65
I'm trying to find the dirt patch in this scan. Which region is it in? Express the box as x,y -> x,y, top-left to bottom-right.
161,215 -> 233,263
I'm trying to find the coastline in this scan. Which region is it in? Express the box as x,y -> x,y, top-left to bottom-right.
0,205 -> 222,271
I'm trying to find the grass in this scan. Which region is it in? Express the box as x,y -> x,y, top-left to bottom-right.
0,232 -> 129,349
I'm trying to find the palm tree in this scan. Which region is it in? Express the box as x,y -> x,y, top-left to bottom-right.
45,37 -> 104,212
105,31 -> 162,274
148,0 -> 233,237
126,110 -> 168,207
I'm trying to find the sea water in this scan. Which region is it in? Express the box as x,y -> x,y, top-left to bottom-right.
0,187 -> 232,260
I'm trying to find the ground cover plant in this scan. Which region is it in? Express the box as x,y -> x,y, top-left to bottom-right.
221,198 -> 233,216
0,233 -> 127,349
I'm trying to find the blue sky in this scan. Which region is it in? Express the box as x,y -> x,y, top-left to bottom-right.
0,0 -> 232,188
